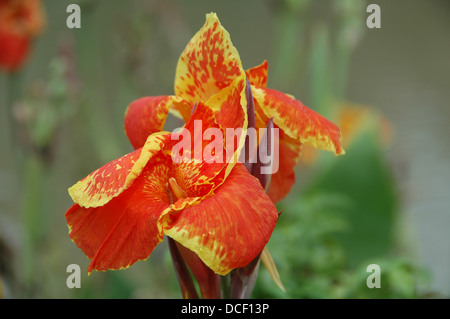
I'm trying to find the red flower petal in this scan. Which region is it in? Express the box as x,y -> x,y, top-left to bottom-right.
124,96 -> 171,150
66,160 -> 171,273
205,74 -> 248,170
267,131 -> 302,203
168,74 -> 249,198
68,132 -> 170,208
253,87 -> 344,155
168,100 -> 233,200
0,31 -> 29,72
124,96 -> 192,150
250,87 -> 344,202
163,164 -> 278,276
245,60 -> 268,88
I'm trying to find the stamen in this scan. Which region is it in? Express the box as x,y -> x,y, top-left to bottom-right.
169,177 -> 188,199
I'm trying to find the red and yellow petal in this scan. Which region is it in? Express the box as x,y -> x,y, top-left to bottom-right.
168,102 -> 230,199
124,96 -> 172,150
253,87 -> 344,155
124,96 -> 192,150
174,12 -> 244,103
245,60 -> 268,88
66,161 -> 172,274
168,74 -> 248,197
68,132 -> 170,208
162,164 -> 278,276
172,160 -> 227,199
205,74 -> 247,134
250,113 -> 302,203
267,131 -> 302,203
205,75 -> 248,174
168,95 -> 195,124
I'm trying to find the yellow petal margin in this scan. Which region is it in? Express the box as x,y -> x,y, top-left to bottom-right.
68,132 -> 170,208
163,164 -> 278,276
167,74 -> 248,201
205,74 -> 248,175
175,13 -> 244,103
253,87 -> 345,155
66,160 -> 172,274
245,60 -> 268,88
124,96 -> 193,150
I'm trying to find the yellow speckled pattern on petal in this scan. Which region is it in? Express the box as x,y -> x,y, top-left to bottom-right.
245,60 -> 268,88
205,74 -> 248,174
68,132 -> 170,208
253,87 -> 345,155
175,13 -> 244,103
163,164 -> 278,276
124,96 -> 193,150
66,159 -> 172,274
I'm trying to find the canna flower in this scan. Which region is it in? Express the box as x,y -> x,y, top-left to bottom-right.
65,75 -> 279,276
0,0 -> 45,72
124,13 -> 344,204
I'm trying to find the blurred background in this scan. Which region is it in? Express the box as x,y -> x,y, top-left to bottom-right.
0,0 -> 449,298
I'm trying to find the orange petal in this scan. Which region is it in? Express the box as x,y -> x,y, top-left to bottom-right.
205,74 -> 247,132
205,74 -> 248,171
253,87 -> 345,155
250,113 -> 302,203
267,131 -> 302,203
66,161 -> 171,274
0,31 -> 29,72
68,132 -> 170,208
168,102 -> 229,199
174,12 -> 244,103
245,60 -> 268,88
163,164 -> 278,276
168,74 -> 249,198
124,96 -> 192,150
124,96 -> 171,150
168,95 -> 195,124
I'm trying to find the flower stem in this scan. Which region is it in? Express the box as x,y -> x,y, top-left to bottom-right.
229,252 -> 261,299
168,237 -> 199,299
167,177 -> 221,299
175,242 -> 222,299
